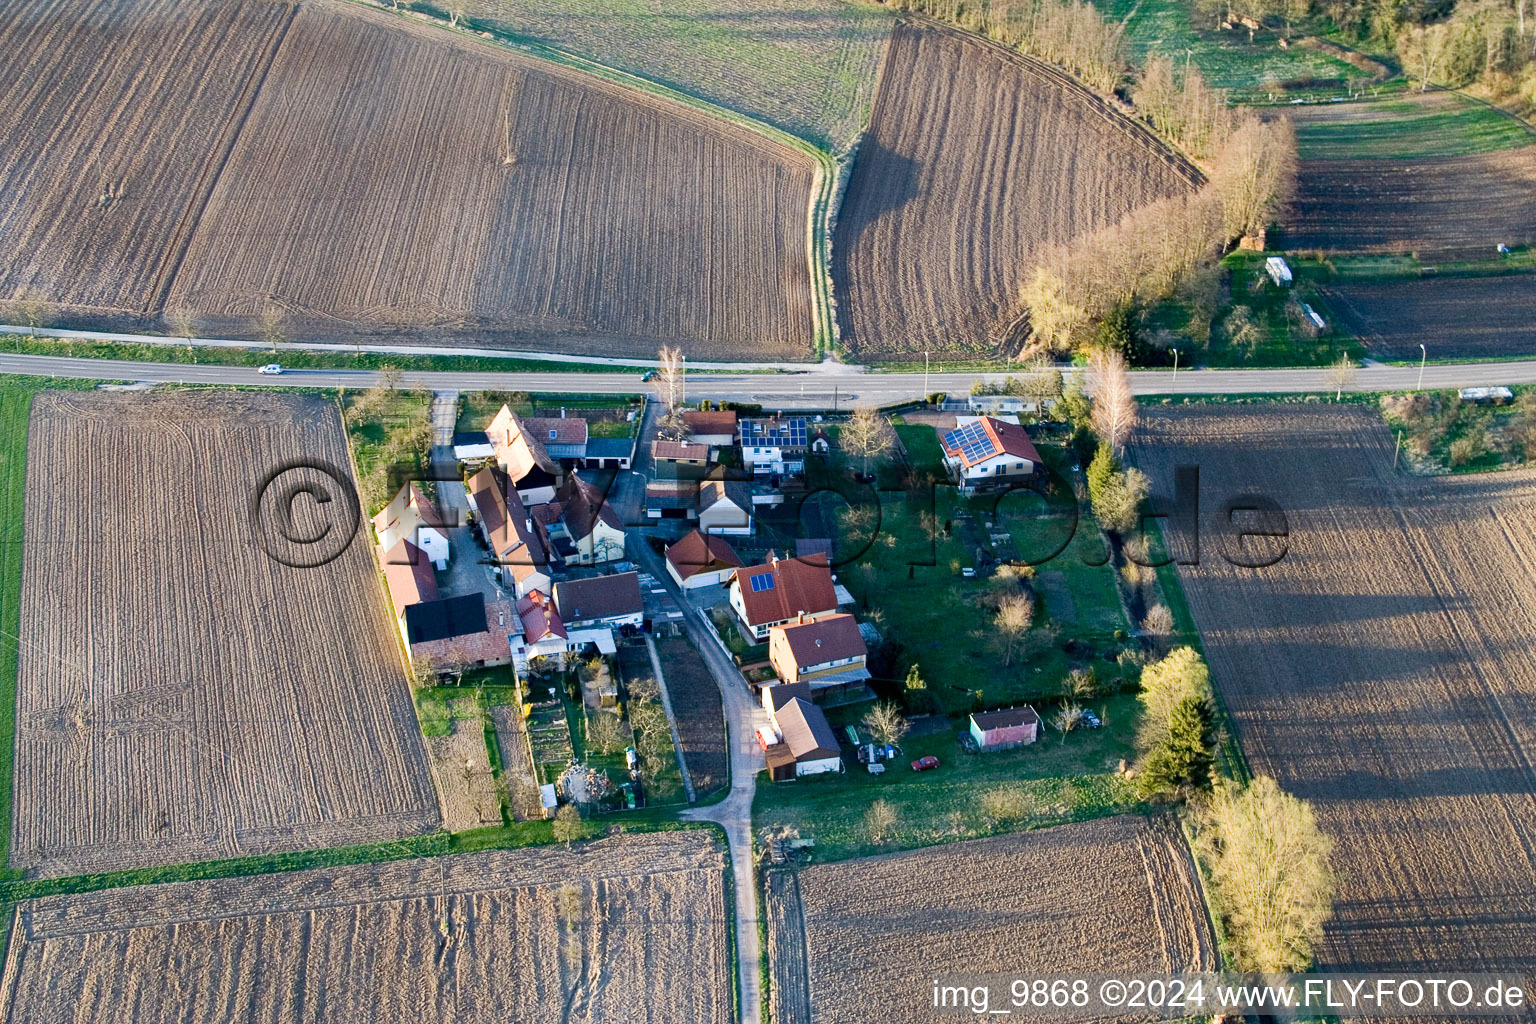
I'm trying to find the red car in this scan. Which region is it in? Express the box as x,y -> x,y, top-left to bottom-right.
911,755 -> 940,772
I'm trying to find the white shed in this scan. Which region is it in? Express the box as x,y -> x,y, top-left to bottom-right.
1265,256 -> 1293,287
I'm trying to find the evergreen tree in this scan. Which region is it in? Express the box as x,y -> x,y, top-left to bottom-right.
1086,442 -> 1119,508
1137,695 -> 1215,799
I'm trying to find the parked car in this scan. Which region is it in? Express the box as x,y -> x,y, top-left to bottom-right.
1081,710 -> 1103,729
911,755 -> 940,772
258,363 -> 283,375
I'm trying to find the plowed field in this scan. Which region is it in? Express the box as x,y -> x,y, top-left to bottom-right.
1322,274 -> 1536,360
13,390 -> 439,877
0,831 -> 731,1023
833,21 -> 1200,360
1133,405 -> 1536,980
0,0 -> 294,316
770,816 -> 1214,1023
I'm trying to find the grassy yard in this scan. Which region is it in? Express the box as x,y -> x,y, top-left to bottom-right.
1295,97 -> 1535,159
752,694 -> 1141,861
0,384 -> 34,876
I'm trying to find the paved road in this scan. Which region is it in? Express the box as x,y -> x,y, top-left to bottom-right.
9,351 -> 1536,406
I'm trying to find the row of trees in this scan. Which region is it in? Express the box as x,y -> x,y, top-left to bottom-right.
1020,115 -> 1296,355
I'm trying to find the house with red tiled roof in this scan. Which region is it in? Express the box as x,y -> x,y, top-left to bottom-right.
541,475 -> 626,566
372,483 -> 451,570
406,594 -> 515,675
513,589 -> 568,666
727,552 -> 838,640
486,405 -> 562,504
521,414 -> 588,462
665,530 -> 742,590
683,409 -> 737,447
939,416 -> 1041,494
468,465 -> 552,598
768,613 -> 870,692
380,538 -> 439,644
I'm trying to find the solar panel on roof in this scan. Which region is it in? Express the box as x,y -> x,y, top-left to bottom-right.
749,571 -> 776,592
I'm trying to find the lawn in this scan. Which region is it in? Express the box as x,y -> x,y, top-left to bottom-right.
0,384 -> 35,876
752,694 -> 1141,861
1295,98 -> 1535,159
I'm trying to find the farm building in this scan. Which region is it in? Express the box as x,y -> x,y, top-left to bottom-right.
513,589 -> 568,666
380,538 -> 439,644
666,530 -> 743,590
522,414 -> 588,463
553,572 -> 643,632
468,466 -> 553,598
406,594 -> 515,674
486,405 -> 562,504
969,706 -> 1041,750
698,478 -> 753,536
538,475 -> 626,565
646,480 -> 699,521
653,440 -> 712,478
940,416 -> 1040,495
372,483 -> 451,569
768,613 -> 870,693
739,417 -> 808,475
765,697 -> 843,779
727,552 -> 838,640
684,409 -> 738,447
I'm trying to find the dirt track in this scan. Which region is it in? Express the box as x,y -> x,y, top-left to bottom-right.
1133,405 -> 1536,985
13,390 -> 439,877
833,21 -> 1199,361
0,831 -> 731,1023
774,816 -> 1214,1023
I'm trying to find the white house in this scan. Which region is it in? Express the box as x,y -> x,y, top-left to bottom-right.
939,416 -> 1041,495
486,405 -> 562,505
698,478 -> 753,536
728,553 -> 838,640
372,483 -> 451,570
738,417 -> 807,475
553,572 -> 644,632
665,530 -> 743,590
513,589 -> 567,669
539,475 -> 627,566
770,697 -> 843,778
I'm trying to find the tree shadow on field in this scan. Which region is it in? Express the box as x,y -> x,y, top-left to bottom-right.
836,140 -> 923,253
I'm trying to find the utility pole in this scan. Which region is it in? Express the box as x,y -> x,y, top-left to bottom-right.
1171,348 -> 1179,387
1418,343 -> 1427,391
833,385 -> 839,413
923,350 -> 931,404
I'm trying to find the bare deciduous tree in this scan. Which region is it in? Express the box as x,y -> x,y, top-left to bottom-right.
1210,115 -> 1298,243
1326,355 -> 1358,401
864,798 -> 898,844
993,593 -> 1035,667
258,304 -> 286,353
653,345 -> 687,439
1142,603 -> 1175,636
977,785 -> 1031,824
552,803 -> 584,847
1197,776 -> 1336,973
861,701 -> 911,748
1089,348 -> 1138,452
1052,702 -> 1086,738
840,407 -> 897,476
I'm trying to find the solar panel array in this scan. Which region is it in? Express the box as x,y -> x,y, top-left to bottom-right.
749,571 -> 777,592
740,418 -> 807,449
942,420 -> 997,464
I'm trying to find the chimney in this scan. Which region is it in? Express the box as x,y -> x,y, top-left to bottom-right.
798,611 -> 808,624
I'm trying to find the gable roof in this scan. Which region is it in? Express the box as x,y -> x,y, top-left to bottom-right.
729,553 -> 836,627
409,598 -> 514,667
554,474 -> 621,539
554,572 -> 641,623
941,416 -> 1041,469
764,681 -> 812,713
487,405 -> 561,480
699,478 -> 751,514
522,416 -> 588,447
468,465 -> 550,584
771,613 -> 866,669
739,417 -> 808,449
666,530 -> 742,579
970,705 -> 1041,732
516,589 -> 567,643
683,409 -> 737,435
371,482 -> 449,537
404,593 -> 488,646
646,480 -> 699,511
776,698 -> 840,761
652,440 -> 710,462
380,539 -> 439,619
795,538 -> 833,561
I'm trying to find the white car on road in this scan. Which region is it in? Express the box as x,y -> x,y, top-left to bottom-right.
258,363 -> 283,375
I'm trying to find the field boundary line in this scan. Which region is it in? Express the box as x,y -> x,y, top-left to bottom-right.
644,636 -> 697,803
341,0 -> 838,359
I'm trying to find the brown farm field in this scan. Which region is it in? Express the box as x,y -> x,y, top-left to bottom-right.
833,21 -> 1200,361
1133,405 -> 1536,979
13,390 -> 439,878
1321,274 -> 1536,360
655,636 -> 727,798
0,0 -> 295,316
1,0 -> 817,359
0,831 -> 731,1023
769,816 -> 1214,1024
